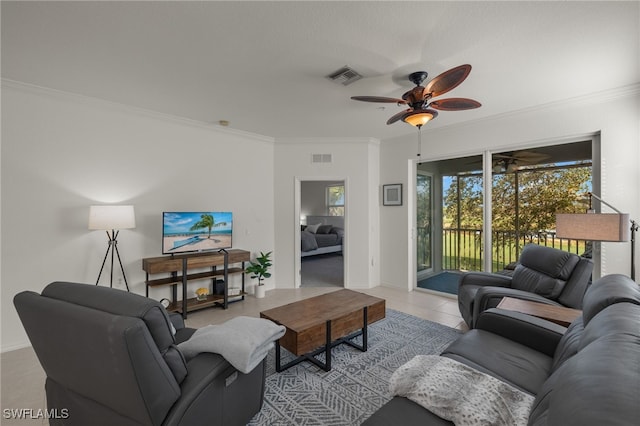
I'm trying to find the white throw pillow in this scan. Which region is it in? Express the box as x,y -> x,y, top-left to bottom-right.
306,223 -> 322,233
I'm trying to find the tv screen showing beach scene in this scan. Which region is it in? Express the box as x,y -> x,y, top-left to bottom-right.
163,212 -> 233,255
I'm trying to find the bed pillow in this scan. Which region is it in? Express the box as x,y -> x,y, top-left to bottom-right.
317,224 -> 333,234
301,230 -> 318,252
306,223 -> 321,233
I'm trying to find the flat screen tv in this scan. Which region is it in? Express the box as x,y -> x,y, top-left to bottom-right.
163,212 -> 233,255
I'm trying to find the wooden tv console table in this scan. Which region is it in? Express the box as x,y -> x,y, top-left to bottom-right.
142,249 -> 250,318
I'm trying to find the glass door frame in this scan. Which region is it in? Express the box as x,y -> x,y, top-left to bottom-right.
416,170 -> 434,280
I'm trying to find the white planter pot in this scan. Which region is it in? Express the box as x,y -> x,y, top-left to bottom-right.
255,285 -> 266,298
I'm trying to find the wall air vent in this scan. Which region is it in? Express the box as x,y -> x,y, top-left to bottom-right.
311,154 -> 332,164
326,66 -> 362,86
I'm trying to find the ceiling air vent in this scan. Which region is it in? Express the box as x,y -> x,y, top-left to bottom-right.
311,154 -> 332,164
326,66 -> 362,86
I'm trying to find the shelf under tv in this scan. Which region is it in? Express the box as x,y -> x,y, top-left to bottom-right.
142,249 -> 250,318
165,293 -> 247,314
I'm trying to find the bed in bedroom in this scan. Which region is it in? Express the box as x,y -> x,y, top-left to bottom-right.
301,215 -> 344,257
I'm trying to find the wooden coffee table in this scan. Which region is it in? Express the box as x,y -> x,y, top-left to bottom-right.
260,289 -> 385,372
497,297 -> 582,327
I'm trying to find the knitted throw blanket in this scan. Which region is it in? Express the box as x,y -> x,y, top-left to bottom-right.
389,355 -> 534,426
178,316 -> 285,374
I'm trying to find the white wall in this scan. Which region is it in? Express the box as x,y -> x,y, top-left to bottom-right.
380,86 -> 640,289
1,81 -> 275,351
274,138 -> 380,289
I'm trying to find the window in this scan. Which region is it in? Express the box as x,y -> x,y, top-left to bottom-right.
327,185 -> 344,216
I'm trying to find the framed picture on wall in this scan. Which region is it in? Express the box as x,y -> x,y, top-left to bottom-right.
383,184 -> 402,206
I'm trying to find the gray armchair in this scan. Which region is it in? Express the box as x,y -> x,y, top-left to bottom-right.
458,244 -> 593,328
14,282 -> 266,426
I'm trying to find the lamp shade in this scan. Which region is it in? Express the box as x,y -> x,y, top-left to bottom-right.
402,109 -> 438,127
89,205 -> 136,230
555,213 -> 630,242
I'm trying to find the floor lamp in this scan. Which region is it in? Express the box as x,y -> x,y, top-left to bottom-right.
89,205 -> 136,291
556,192 -> 638,281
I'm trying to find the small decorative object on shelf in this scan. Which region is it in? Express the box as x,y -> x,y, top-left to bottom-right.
195,287 -> 209,301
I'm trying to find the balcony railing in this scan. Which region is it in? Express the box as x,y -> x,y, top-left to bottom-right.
419,227 -> 588,273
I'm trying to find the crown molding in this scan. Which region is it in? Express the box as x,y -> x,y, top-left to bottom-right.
1,79 -> 275,143
422,83 -> 640,136
275,136 -> 380,146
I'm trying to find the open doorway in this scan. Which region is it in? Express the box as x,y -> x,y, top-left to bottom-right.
297,180 -> 345,288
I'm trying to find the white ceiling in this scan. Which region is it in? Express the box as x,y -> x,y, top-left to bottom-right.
2,1 -> 638,140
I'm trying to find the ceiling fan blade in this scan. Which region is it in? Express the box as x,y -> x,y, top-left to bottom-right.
424,64 -> 472,98
386,109 -> 412,125
516,151 -> 550,160
514,153 -> 550,164
493,151 -> 551,165
351,96 -> 407,104
430,98 -> 481,111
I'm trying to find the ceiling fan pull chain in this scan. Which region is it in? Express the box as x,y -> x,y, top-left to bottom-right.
417,126 -> 422,158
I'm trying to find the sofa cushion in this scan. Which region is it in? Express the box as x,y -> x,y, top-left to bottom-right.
581,274 -> 640,325
518,244 -> 580,281
511,245 -> 580,300
41,282 -> 188,384
457,283 -> 481,326
442,329 -> 552,395
550,317 -> 584,371
579,303 -> 640,351
361,397 -> 453,426
556,257 -> 593,308
529,334 -> 640,426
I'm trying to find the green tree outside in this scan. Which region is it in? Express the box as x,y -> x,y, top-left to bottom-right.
327,185 -> 345,216
442,163 -> 591,270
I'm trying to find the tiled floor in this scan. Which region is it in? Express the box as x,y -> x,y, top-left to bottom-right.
0,286 -> 466,425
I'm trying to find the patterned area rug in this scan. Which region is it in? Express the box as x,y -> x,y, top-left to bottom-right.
248,309 -> 462,425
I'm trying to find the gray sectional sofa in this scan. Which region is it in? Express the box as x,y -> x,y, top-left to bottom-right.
363,274 -> 640,425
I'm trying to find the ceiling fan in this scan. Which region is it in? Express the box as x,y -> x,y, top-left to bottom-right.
351,64 -> 481,128
492,151 -> 551,172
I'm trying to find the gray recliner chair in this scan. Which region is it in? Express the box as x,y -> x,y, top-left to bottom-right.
14,282 -> 266,426
458,244 -> 593,328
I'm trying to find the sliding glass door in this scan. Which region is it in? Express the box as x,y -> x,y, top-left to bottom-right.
417,155 -> 484,278
490,143 -> 592,271
416,139 -> 593,290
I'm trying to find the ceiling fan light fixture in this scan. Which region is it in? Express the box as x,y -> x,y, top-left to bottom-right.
351,64 -> 479,127
402,110 -> 438,127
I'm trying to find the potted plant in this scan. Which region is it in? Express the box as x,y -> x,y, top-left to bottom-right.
245,251 -> 272,298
